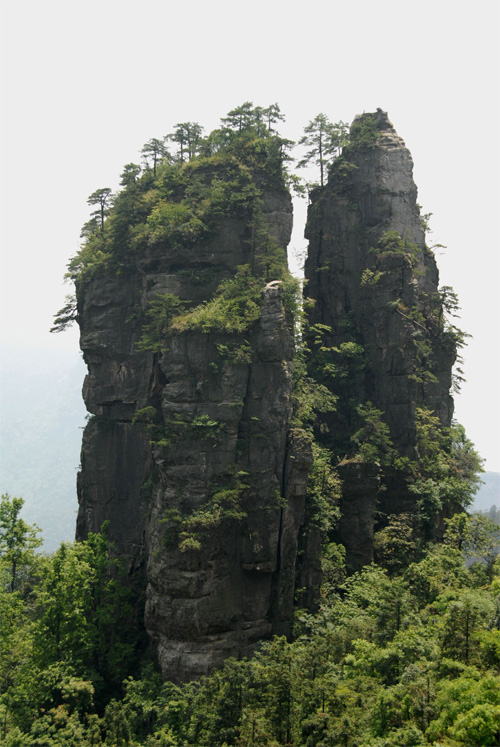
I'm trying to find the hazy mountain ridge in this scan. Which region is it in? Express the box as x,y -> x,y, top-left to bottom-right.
473,470 -> 500,511
0,343 -> 86,551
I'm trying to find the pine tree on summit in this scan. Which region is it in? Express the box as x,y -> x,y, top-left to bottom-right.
0,493 -> 41,592
297,113 -> 348,187
221,101 -> 257,133
141,137 -> 169,176
86,187 -> 114,233
167,122 -> 204,162
263,102 -> 285,133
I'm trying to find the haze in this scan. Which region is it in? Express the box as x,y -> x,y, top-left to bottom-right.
1,0 -> 499,472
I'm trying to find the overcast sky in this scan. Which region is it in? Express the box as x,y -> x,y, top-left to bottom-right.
1,0 -> 499,472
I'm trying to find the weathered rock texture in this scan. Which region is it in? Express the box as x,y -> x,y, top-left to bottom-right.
76,176 -> 312,681
304,110 -> 457,569
76,110 -> 459,676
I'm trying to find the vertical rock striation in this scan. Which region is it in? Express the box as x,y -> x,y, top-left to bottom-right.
75,109 -> 462,676
76,168 -> 312,681
304,110 -> 457,569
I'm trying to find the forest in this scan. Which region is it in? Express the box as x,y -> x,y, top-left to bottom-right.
1,494 -> 499,746
1,103 -> 499,746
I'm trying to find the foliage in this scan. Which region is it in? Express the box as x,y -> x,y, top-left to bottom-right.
291,323 -> 338,431
0,523 -> 144,738
411,411 -> 483,510
39,102 -> 493,745
161,468 -> 250,553
61,101 -> 292,296
136,293 -> 186,353
361,267 -> 385,286
50,294 -> 78,334
141,137 -> 170,176
369,230 -> 421,267
302,315 -> 368,459
291,313 -> 342,558
143,199 -> 208,249
86,188 -> 114,234
2,507 -> 498,745
444,512 -> 499,576
167,122 -> 204,163
351,402 -> 395,465
178,470 -> 249,552
374,513 -> 418,574
305,441 -> 341,534
346,112 -> 381,150
0,493 -> 42,592
297,113 -> 348,187
170,265 -> 263,335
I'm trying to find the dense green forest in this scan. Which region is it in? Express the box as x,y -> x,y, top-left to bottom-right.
1,493 -> 499,746
1,103 -> 498,746
52,103 -> 299,305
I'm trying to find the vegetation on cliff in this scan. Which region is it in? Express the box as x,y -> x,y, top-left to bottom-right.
32,105 -> 497,744
56,101 -> 484,586
302,110 -> 483,573
1,494 -> 498,746
53,103 -> 292,297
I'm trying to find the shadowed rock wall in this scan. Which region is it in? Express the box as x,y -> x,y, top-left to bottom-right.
76,110 -> 459,673
76,176 -> 312,680
304,110 -> 457,570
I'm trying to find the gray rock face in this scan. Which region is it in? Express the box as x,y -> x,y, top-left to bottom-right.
76,110 -> 459,676
144,283 -> 302,681
304,110 -> 457,565
76,181 -> 312,680
336,461 -> 381,572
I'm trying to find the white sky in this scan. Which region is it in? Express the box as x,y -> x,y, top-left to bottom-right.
1,0 -> 499,471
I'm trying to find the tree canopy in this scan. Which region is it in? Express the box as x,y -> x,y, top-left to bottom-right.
1,512 -> 498,746
0,493 -> 42,592
297,113 -> 349,187
26,102 -> 499,746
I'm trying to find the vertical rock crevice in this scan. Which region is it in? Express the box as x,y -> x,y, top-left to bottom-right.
75,109 -> 464,678
75,168 -> 312,680
304,109 -> 459,570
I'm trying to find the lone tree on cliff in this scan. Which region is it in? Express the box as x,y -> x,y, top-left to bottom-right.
141,137 -> 169,176
263,102 -> 285,133
297,114 -> 348,187
86,187 -> 114,233
221,101 -> 258,133
0,493 -> 42,592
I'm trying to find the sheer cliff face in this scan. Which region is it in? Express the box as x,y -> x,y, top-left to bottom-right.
145,286 -> 311,681
76,110 -> 459,675
304,110 -> 457,569
76,178 -> 312,681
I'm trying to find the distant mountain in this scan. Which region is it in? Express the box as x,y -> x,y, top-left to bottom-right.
471,470 -> 500,512
0,343 -> 87,551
